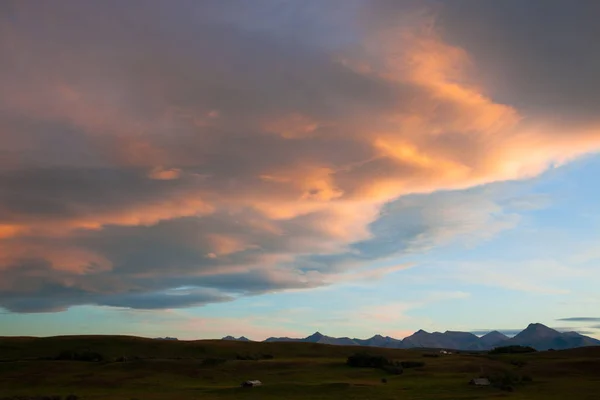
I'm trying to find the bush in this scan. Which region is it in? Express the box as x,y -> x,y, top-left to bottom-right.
235,353 -> 274,361
422,353 -> 439,358
489,345 -> 537,355
346,353 -> 391,369
382,365 -> 403,375
346,353 -> 402,374
236,354 -> 255,360
400,361 -> 425,368
55,350 -> 104,362
201,357 -> 227,366
488,370 -> 529,388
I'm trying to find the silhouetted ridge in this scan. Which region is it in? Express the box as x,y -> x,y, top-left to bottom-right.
251,323 -> 600,350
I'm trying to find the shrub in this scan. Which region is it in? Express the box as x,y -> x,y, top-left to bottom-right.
522,375 -> 533,382
55,350 -> 104,362
381,378 -> 388,384
201,357 -> 227,366
346,353 -> 391,369
500,384 -> 514,392
422,353 -> 439,358
489,370 -> 521,388
510,359 -> 527,367
346,353 -> 402,374
235,353 -> 273,361
236,354 -> 257,360
489,345 -> 537,355
400,361 -> 425,368
382,365 -> 403,375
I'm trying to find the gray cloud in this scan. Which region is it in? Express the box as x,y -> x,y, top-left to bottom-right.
556,317 -> 600,322
435,0 -> 600,126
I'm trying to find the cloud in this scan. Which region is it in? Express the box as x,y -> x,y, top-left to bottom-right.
148,166 -> 182,181
1,1 -> 600,311
347,291 -> 470,326
430,258 -> 586,296
556,317 -> 600,322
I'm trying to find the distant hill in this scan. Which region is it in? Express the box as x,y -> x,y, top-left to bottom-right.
479,331 -> 509,348
221,335 -> 251,342
354,334 -> 403,348
502,323 -> 600,351
247,323 -> 600,351
265,332 -> 357,346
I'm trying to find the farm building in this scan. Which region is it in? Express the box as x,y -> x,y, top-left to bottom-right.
469,378 -> 491,386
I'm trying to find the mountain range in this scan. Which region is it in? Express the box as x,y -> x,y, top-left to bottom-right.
222,323 -> 600,351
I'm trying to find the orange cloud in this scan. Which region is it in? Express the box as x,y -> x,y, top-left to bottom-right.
0,242 -> 112,274
148,166 -> 182,180
2,1 -> 600,312
262,113 -> 326,139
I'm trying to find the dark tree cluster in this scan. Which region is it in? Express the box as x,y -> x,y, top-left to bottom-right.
55,350 -> 104,362
400,360 -> 425,368
489,345 -> 537,354
200,357 -> 228,366
483,370 -> 534,392
346,353 -> 390,368
235,353 -> 274,360
346,353 -> 403,375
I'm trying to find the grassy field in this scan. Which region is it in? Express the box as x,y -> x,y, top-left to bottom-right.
1,336 -> 599,399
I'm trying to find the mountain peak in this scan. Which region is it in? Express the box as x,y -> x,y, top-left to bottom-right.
222,335 -> 250,341
526,322 -> 549,329
479,330 -> 509,347
481,330 -> 508,337
260,322 -> 598,351
521,323 -> 559,336
305,331 -> 324,341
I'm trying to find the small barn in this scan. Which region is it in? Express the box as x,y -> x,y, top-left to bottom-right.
469,378 -> 491,386
241,380 -> 262,388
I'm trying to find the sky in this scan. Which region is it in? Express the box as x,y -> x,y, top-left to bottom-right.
1,0 -> 600,340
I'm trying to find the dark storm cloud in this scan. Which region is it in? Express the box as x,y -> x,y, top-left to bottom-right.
434,0 -> 600,125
